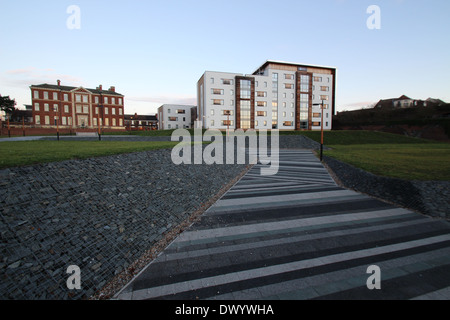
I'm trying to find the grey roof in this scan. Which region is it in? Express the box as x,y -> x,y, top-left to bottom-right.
30,83 -> 124,96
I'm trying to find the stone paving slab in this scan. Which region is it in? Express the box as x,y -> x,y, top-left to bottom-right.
115,150 -> 450,300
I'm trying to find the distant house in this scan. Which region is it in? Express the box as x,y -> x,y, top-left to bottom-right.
124,113 -> 158,130
157,104 -> 197,130
7,105 -> 33,123
374,95 -> 446,109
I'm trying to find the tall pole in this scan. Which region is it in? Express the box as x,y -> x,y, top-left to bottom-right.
98,92 -> 103,141
320,99 -> 324,162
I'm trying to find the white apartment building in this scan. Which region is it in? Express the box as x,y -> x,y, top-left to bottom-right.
197,60 -> 336,131
157,104 -> 197,130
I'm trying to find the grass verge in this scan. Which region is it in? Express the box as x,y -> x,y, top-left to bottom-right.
0,140 -> 179,169
297,130 -> 450,181
324,143 -> 450,181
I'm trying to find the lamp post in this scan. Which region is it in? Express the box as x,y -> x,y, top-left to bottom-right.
313,99 -> 326,162
98,94 -> 103,141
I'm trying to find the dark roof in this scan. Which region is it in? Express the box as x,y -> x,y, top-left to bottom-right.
30,83 -> 124,96
124,114 -> 157,121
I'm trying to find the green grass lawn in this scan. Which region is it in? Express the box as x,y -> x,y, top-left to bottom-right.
300,130 -> 450,181
0,140 -> 178,169
324,143 -> 450,181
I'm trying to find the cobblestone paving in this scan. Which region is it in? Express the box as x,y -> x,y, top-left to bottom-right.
0,148 -> 247,299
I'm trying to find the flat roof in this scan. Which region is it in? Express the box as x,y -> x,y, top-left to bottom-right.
252,60 -> 337,74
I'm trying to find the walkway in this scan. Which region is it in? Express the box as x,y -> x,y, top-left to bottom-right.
115,150 -> 450,300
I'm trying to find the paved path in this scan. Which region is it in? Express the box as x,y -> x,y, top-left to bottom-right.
115,150 -> 450,300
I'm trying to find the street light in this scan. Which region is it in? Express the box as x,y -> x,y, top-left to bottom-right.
313,99 -> 326,162
98,91 -> 103,141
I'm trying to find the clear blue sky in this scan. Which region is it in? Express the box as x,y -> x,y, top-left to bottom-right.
1,0 -> 449,114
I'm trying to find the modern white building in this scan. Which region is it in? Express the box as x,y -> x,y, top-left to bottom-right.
157,104 -> 197,130
197,60 -> 336,131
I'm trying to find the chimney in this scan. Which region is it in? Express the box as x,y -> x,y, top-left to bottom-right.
109,86 -> 115,92
57,79 -> 61,86
99,85 -> 102,91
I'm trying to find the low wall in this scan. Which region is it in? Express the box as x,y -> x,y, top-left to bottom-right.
323,155 -> 450,220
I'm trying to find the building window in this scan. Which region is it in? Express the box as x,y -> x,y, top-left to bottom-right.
257,111 -> 267,117
35,115 -> 40,124
212,88 -> 224,95
75,94 -> 81,102
112,108 -> 116,115
320,95 -> 329,101
211,120 -> 214,127
313,113 -> 321,118
283,121 -> 293,126
62,117 -> 67,125
104,97 -> 108,104
213,99 -> 224,105
93,118 -> 97,126
104,107 -> 109,115
53,104 -> 58,112
240,100 -> 251,129
284,83 -> 294,89
83,106 -> 89,113
210,78 -> 214,84
82,95 -> 88,103
222,110 -> 233,116
230,89 -> 234,96
44,104 -> 49,112
119,119 -> 123,126
169,117 -> 178,121
211,109 -> 215,116
177,109 -> 186,114
321,86 -> 329,92
118,98 -> 122,105
285,74 -> 294,80
314,76 -> 322,82
112,118 -> 116,126
222,79 -> 233,85
95,96 -> 99,104
44,92 -> 49,100
64,105 -> 69,113
34,103 -> 39,111
53,92 -> 58,100
34,91 -> 39,99
119,108 -> 123,115
112,97 -> 116,105
312,122 -> 321,126
240,79 -> 252,99
222,120 -> 233,126
105,118 -> 109,126
257,101 -> 267,107
64,94 -> 69,101
257,91 -> 267,97
45,116 -> 50,125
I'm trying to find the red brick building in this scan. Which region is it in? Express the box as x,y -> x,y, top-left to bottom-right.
30,80 -> 125,130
